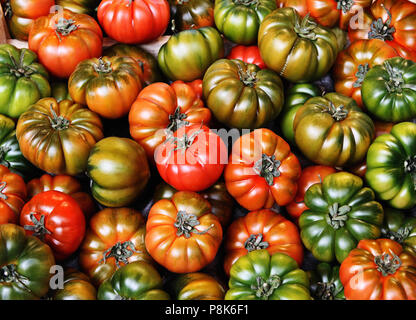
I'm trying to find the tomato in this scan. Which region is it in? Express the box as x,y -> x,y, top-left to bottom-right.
224,209 -> 303,276
258,7 -> 338,83
87,137 -> 150,207
98,0 -> 169,44
279,83 -> 321,145
299,172 -> 384,263
169,0 -> 214,31
28,9 -> 103,78
20,190 -> 86,260
361,57 -> 416,122
306,0 -> 372,29
56,0 -> 101,15
145,191 -> 223,273
340,239 -> 416,300
51,81 -> 72,102
381,208 -> 416,256
214,0 -> 276,45
0,44 -> 51,118
155,124 -> 226,192
366,122 -> 416,210
52,269 -> 97,300
16,98 -> 104,176
276,0 -> 309,17
225,129 -> 301,211
68,56 -> 143,119
169,273 -> 225,300
308,263 -> 345,300
27,174 -> 96,219
129,81 -> 211,160
225,250 -> 311,300
203,59 -> 284,129
0,224 -> 55,300
1,0 -> 54,40
286,165 -> 337,222
158,26 -> 224,81
97,261 -> 170,300
104,44 -> 163,86
154,181 -> 234,228
0,165 -> 26,225
0,114 -> 36,180
293,92 -> 375,167
227,45 -> 266,69
333,39 -> 399,108
79,207 -> 153,287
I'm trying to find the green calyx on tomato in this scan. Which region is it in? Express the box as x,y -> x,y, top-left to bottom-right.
368,5 -> 395,41
23,213 -> 52,240
382,60 -> 414,93
353,63 -> 370,88
244,234 -> 269,252
174,210 -> 214,238
93,58 -> 113,74
374,251 -> 402,277
54,17 -> 79,40
253,154 -> 281,186
99,241 -> 140,269
336,0 -> 354,13
167,107 -> 189,133
308,263 -> 345,300
321,102 -> 349,121
293,13 -> 319,40
325,203 -> 351,229
251,274 -> 282,300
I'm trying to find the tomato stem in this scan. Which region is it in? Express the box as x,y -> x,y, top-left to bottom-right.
94,58 -> 112,74
99,241 -> 141,269
315,281 -> 337,300
326,203 -> 350,229
336,0 -> 354,13
23,213 -> 52,240
0,181 -> 8,200
368,4 -> 395,41
166,107 -> 189,133
374,251 -> 402,277
232,0 -> 259,7
383,226 -> 412,244
251,275 -> 281,300
353,63 -> 369,88
322,102 -> 349,121
253,154 -> 281,186
237,63 -> 257,87
294,14 -> 318,40
54,18 -> 79,41
8,49 -> 36,78
0,264 -> 28,284
48,105 -> 70,130
0,146 -> 11,168
245,234 -> 269,252
165,125 -> 203,157
174,210 -> 214,238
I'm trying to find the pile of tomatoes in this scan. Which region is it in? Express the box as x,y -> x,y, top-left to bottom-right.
0,0 -> 416,301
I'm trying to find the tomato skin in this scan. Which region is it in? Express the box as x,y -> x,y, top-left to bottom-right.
98,0 -> 169,44
340,239 -> 416,300
52,269 -> 97,300
224,209 -> 303,276
0,165 -> 27,225
56,0 -> 101,15
225,128 -> 301,211
87,137 -> 150,208
27,174 -> 96,219
0,224 -> 55,299
51,81 -> 72,102
68,56 -> 143,119
158,26 -> 224,81
169,273 -> 225,300
308,263 -> 345,300
214,0 -> 277,45
227,45 -> 266,69
276,0 -> 309,17
155,124 -> 226,192
145,191 -> 223,273
169,0 -> 214,31
79,207 -> 153,287
225,250 -> 311,300
333,39 -> 399,108
97,261 -> 170,300
286,165 -> 337,221
129,81 -> 211,161
20,190 -> 86,261
28,9 -> 103,78
16,98 -> 104,176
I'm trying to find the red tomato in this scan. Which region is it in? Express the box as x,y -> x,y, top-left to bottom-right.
155,124 -> 227,192
28,9 -> 103,78
286,165 -> 336,222
20,190 -> 86,260
97,0 -> 170,44
227,45 -> 266,69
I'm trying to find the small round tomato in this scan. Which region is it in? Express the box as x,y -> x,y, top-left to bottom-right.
155,124 -> 227,192
20,190 -> 86,261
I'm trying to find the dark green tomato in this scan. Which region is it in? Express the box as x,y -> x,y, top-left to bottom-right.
51,81 -> 72,103
0,44 -> 50,118
308,263 -> 345,300
56,0 -> 101,15
279,83 -> 321,145
97,261 -> 170,300
52,269 -> 96,300
214,0 -> 276,45
293,92 -> 375,167
258,7 -> 338,83
381,208 -> 416,255
366,122 -> 416,210
158,26 -> 224,81
203,59 -> 284,129
169,0 -> 215,31
225,250 -> 311,300
0,224 -> 55,300
361,57 -> 416,122
0,114 -> 35,180
299,172 -> 384,263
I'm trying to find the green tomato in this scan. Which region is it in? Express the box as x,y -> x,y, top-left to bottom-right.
308,263 -> 345,300
299,172 -> 384,263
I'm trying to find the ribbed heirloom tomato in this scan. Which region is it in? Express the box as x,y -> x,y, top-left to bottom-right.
169,273 -> 225,300
308,263 -> 345,300
51,269 -> 97,300
169,0 -> 214,31
225,128 -> 301,211
97,0 -> 170,44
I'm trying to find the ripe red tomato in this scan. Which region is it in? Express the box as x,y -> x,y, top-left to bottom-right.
28,9 -> 103,78
97,0 -> 170,44
20,190 -> 86,261
227,45 -> 266,69
155,124 -> 227,192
